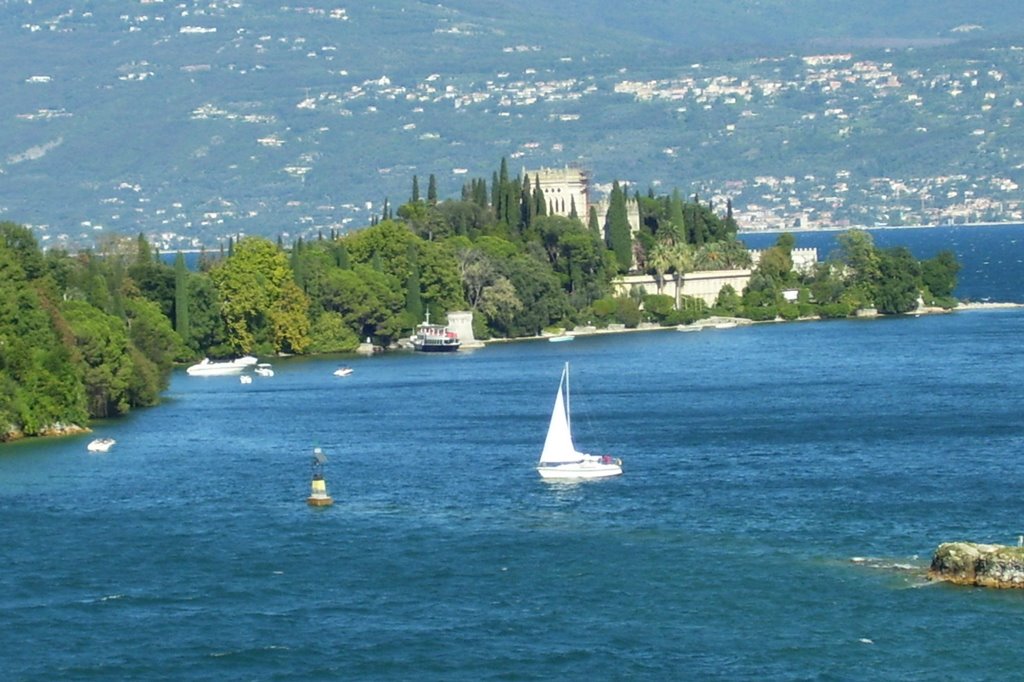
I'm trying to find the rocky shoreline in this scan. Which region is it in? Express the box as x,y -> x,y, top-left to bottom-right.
481,300 -> 1024,345
1,422 -> 90,444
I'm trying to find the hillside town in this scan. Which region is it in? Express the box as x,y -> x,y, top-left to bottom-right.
7,5 -> 1024,251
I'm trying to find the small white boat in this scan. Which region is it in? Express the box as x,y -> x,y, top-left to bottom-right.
239,375 -> 253,384
186,355 -> 258,376
254,363 -> 274,377
714,322 -> 737,329
536,363 -> 622,480
333,367 -> 353,377
87,438 -> 116,453
548,334 -> 575,343
677,325 -> 702,332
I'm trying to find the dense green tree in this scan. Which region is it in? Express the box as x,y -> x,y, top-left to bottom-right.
0,221 -> 45,279
417,240 -> 467,316
0,243 -> 88,437
477,276 -> 522,335
61,300 -> 135,418
835,229 -> 881,291
174,252 -> 190,341
874,246 -> 921,314
405,260 -> 424,324
184,274 -> 227,354
308,312 -> 360,353
499,254 -> 571,337
209,237 -> 293,354
920,250 -> 960,299
270,280 -> 312,353
124,297 -> 182,384
323,265 -> 405,341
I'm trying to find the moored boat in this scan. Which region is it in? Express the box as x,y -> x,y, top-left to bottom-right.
186,356 -> 258,376
411,312 -> 460,352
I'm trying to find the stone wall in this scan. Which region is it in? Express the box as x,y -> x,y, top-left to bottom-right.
613,269 -> 754,306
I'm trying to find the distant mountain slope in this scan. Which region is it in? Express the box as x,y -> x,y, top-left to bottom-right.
2,1 -> 1024,248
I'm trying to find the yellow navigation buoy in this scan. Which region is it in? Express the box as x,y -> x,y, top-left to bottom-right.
307,447 -> 334,507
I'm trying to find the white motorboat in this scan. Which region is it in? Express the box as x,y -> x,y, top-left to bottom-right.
87,438 -> 116,453
333,367 -> 353,377
548,334 -> 575,343
254,363 -> 274,377
186,356 -> 258,376
536,362 -> 622,480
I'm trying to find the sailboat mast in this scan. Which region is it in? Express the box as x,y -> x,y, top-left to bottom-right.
564,362 -> 570,434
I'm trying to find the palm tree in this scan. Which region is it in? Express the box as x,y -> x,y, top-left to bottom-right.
668,242 -> 695,310
648,241 -> 672,294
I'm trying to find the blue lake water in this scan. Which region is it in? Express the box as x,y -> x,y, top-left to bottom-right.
5,225 -> 1024,679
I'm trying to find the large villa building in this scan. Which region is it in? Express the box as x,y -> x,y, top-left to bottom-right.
525,165 -> 642,240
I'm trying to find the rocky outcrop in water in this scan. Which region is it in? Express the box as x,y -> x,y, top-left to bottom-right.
929,542 -> 1024,588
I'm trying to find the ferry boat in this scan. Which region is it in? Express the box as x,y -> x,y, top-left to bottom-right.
411,312 -> 460,352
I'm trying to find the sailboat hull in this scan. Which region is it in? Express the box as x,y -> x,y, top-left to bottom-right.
537,459 -> 623,480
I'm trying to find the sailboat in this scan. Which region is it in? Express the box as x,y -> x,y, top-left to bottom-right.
537,362 -> 623,480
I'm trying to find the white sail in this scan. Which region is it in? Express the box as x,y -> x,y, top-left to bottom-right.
539,365 -> 583,464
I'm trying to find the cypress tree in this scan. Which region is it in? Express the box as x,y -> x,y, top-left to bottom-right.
521,175 -> 533,228
136,232 -> 151,265
533,176 -> 546,217
504,175 -> 518,229
670,189 -> 686,243
606,181 -> 632,273
569,196 -> 578,220
335,242 -> 350,269
427,174 -> 437,204
491,172 -> 500,213
588,205 -> 600,237
476,177 -> 488,207
412,175 -> 420,203
725,198 -> 738,233
174,251 -> 190,340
